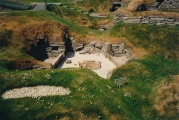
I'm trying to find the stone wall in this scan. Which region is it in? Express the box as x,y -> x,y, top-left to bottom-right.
158,0 -> 179,10
102,42 -> 134,66
46,42 -> 66,58
52,53 -> 65,68
114,12 -> 179,25
72,41 -> 134,66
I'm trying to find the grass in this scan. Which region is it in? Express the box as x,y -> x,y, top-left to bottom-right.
108,22 -> 179,59
47,4 -> 112,29
0,55 -> 178,119
19,0 -> 74,3
0,68 -> 123,119
0,4 -> 179,119
110,55 -> 179,119
77,0 -> 111,13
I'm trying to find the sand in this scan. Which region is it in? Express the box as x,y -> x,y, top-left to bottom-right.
58,52 -> 128,78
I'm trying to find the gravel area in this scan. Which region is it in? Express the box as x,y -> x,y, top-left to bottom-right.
2,86 -> 71,99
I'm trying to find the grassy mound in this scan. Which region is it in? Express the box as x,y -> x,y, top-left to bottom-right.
110,55 -> 179,119
108,22 -> 179,59
0,55 -> 178,119
0,5 -> 179,119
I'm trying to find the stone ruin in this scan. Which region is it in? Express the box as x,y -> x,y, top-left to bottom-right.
73,41 -> 134,59
158,0 -> 179,11
113,13 -> 179,25
110,0 -> 122,12
79,60 -> 101,70
26,33 -> 134,69
78,41 -> 103,54
71,40 -> 135,66
46,42 -> 66,58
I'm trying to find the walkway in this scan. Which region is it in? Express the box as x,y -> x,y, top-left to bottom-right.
32,2 -> 46,10
32,2 -> 62,10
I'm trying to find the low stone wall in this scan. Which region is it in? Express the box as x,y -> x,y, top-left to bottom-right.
102,52 -> 119,66
114,12 -> 179,25
52,53 -> 65,68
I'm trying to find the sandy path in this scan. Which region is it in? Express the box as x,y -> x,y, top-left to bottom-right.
58,52 -> 117,78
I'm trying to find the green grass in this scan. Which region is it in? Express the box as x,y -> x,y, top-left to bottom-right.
19,0 -> 73,3
108,22 -> 179,59
0,55 -> 178,119
2,10 -> 101,35
47,4 -> 108,29
110,55 -> 179,119
0,68 -> 124,119
77,0 -> 110,12
0,6 -> 179,119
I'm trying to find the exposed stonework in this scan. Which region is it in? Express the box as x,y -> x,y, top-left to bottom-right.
46,42 -> 66,58
79,41 -> 103,54
79,60 -> 101,70
73,41 -> 135,66
102,42 -> 134,66
114,12 -> 179,25
158,0 -> 179,10
77,41 -> 134,59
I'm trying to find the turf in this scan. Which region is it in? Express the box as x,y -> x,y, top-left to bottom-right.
0,4 -> 179,119
0,55 -> 178,119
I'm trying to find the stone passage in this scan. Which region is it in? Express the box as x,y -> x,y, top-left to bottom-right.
2,86 -> 71,99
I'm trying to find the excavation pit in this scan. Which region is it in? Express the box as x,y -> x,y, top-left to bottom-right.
58,52 -> 128,78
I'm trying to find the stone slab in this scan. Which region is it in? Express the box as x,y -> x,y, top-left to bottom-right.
124,19 -> 141,24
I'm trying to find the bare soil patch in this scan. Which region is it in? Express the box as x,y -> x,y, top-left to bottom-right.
152,75 -> 179,117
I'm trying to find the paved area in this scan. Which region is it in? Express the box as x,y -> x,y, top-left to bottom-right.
89,13 -> 107,18
32,2 -> 62,10
32,3 -> 46,10
58,52 -> 117,78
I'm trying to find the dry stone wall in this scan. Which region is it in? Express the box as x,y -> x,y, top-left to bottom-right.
46,42 -> 66,58
158,0 -> 179,10
114,12 -> 179,25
